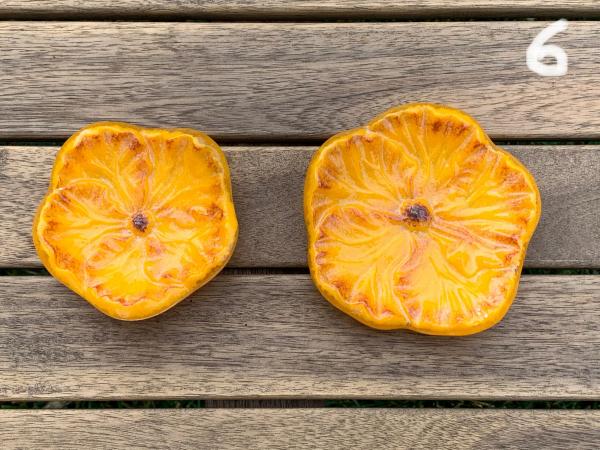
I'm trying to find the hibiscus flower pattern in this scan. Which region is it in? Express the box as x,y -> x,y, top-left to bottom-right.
34,124 -> 237,319
306,105 -> 540,334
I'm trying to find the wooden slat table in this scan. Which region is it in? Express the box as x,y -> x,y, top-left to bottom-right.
2,145 -> 600,268
0,2 -> 598,448
0,22 -> 598,140
1,410 -> 599,449
0,274 -> 598,400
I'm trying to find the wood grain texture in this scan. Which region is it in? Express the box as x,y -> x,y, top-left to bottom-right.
2,145 -> 599,268
0,22 -> 598,140
0,1 -> 598,19
0,274 -> 597,401
1,409 -> 599,449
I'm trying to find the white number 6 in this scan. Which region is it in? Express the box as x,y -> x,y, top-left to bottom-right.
526,19 -> 568,77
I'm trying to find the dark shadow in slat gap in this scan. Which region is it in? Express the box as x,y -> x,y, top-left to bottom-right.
325,400 -> 600,409
0,15 -> 598,22
223,267 -> 310,275
0,400 -> 598,409
521,268 -> 600,275
0,268 -> 49,276
0,139 -> 599,148
1,268 -> 598,276
0,140 -> 65,147
0,268 -> 311,276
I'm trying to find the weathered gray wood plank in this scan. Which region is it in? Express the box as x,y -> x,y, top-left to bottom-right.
0,22 -> 598,140
0,275 -> 597,400
1,409 -> 599,450
1,145 -> 599,268
0,1 -> 598,19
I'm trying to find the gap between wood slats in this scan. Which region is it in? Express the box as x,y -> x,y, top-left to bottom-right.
2,268 -> 598,277
1,145 -> 599,268
0,274 -> 597,401
0,1 -> 599,20
0,139 -> 598,147
205,400 -> 324,408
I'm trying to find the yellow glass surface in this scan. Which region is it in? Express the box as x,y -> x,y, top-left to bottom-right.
304,104 -> 541,335
33,122 -> 238,320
